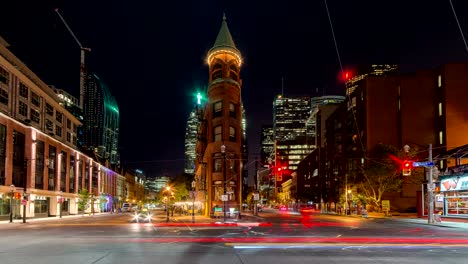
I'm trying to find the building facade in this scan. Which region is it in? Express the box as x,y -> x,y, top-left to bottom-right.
0,36 -> 141,220
195,15 -> 244,216
82,72 -> 120,165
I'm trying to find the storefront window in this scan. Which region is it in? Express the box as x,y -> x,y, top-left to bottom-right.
34,199 -> 48,215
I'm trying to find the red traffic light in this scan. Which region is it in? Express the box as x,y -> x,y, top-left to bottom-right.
402,160 -> 413,176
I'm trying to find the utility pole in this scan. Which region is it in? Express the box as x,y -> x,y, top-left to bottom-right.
428,144 -> 435,224
55,8 -> 91,109
221,145 -> 227,222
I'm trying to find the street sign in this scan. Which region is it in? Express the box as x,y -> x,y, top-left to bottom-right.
427,183 -> 436,191
221,194 -> 228,201
253,193 -> 260,201
413,161 -> 434,167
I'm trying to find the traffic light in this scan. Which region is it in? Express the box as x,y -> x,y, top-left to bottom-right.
402,160 -> 412,176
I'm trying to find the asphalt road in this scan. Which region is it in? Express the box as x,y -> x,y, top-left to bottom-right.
1,209 -> 468,264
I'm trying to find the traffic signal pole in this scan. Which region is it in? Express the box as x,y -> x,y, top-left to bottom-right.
428,144 -> 435,224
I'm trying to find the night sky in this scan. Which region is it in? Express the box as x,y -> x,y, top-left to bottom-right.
1,0 -> 468,177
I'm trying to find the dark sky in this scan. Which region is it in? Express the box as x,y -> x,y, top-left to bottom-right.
2,0 -> 468,177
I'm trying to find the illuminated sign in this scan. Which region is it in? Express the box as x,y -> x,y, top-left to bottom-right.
440,175 -> 468,192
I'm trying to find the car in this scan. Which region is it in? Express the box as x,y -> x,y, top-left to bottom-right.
131,211 -> 152,223
279,205 -> 288,211
299,207 -> 315,215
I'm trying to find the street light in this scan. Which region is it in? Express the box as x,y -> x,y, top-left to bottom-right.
191,180 -> 196,223
59,191 -> 63,218
163,186 -> 171,222
221,144 -> 227,222
91,194 -> 95,215
9,184 -> 15,223
347,189 -> 352,215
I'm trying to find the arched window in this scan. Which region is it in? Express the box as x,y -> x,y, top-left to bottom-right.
213,63 -> 223,71
212,71 -> 222,80
229,64 -> 238,72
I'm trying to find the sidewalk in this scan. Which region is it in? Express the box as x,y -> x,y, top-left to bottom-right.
0,212 -> 110,225
336,211 -> 468,229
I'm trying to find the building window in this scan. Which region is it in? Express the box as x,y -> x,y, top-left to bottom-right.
19,83 -> 28,98
48,145 -> 57,191
439,131 -> 443,145
229,126 -> 236,142
230,71 -> 238,81
213,101 -> 222,118
56,111 -> 62,123
31,92 -> 41,107
66,132 -> 71,142
56,126 -> 62,137
213,63 -> 222,71
214,125 -> 222,142
212,71 -> 222,80
35,140 -> 45,190
229,64 -> 239,81
438,75 -> 442,88
0,88 -> 8,105
46,103 -> 54,116
211,63 -> 223,81
229,103 -> 236,118
0,66 -> 9,84
30,108 -> 40,123
46,119 -> 54,132
19,101 -> 28,117
213,153 -> 222,172
67,119 -> 71,129
439,102 -> 443,116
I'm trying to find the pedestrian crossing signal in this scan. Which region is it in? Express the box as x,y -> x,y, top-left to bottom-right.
14,192 -> 21,199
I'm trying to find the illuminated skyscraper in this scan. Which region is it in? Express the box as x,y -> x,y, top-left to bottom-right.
273,95 -> 314,171
260,125 -> 274,165
82,72 -> 120,164
184,108 -> 199,174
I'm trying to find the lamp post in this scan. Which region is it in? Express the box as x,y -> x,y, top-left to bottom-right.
59,191 -> 63,218
221,145 -> 227,222
428,144 -> 435,224
9,184 -> 15,223
163,186 -> 171,222
91,194 -> 95,215
191,180 -> 196,223
347,189 -> 352,215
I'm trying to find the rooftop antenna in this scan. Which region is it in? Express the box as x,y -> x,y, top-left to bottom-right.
55,8 -> 91,109
281,76 -> 284,96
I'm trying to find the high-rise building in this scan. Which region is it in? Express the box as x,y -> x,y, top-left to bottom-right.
82,72 -> 120,164
306,95 -> 346,147
260,125 -> 274,165
195,15 -> 244,215
184,108 -> 199,174
273,95 -> 314,171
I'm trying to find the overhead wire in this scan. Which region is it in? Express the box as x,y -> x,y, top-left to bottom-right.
324,0 -> 367,158
448,0 -> 468,53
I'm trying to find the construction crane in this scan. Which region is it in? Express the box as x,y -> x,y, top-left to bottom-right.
55,8 -> 91,109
